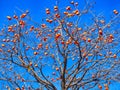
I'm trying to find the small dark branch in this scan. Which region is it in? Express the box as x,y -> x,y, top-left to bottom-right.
61,55 -> 67,90
40,66 -> 57,90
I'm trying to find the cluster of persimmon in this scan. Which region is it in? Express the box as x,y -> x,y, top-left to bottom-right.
7,24 -> 17,32
106,34 -> 114,43
66,37 -> 73,45
46,19 -> 53,23
13,15 -> 18,19
55,33 -> 61,41
98,84 -> 109,90
113,9 -> 119,15
7,12 -> 27,20
30,26 -> 34,31
4,2 -> 119,89
8,26 -> 13,32
64,8 -> 80,16
41,24 -> 47,28
70,1 -> 78,6
104,84 -> 109,90
45,1 -> 80,21
7,11 -> 29,30
19,20 -> 25,28
98,28 -> 114,43
98,84 -> 102,90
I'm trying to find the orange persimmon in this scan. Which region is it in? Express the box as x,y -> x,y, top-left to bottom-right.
54,6 -> 58,11
38,43 -> 42,48
87,38 -> 91,42
56,67 -> 59,71
64,11 -> 69,15
46,8 -> 50,14
46,19 -> 53,23
16,88 -> 20,90
113,54 -> 117,58
109,52 -> 112,55
8,26 -> 13,32
55,13 -> 60,18
55,33 -> 61,40
61,41 -> 65,44
43,37 -> 47,42
30,26 -> 34,31
100,20 -> 105,24
29,62 -> 32,66
7,16 -> 12,20
113,9 -> 119,15
41,24 -> 46,28
92,74 -> 95,78
34,52 -> 38,55
104,84 -> 109,90
66,6 -> 71,10
1,44 -> 5,47
19,20 -> 25,28
20,13 -> 26,18
99,30 -> 103,35
13,15 -> 18,19
73,9 -> 80,15
82,52 -> 87,57
109,34 -> 113,39
98,85 -> 102,89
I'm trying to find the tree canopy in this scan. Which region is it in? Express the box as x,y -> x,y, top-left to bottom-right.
0,0 -> 120,90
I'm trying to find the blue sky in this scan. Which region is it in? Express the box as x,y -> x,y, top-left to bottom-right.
0,0 -> 120,28
0,0 -> 120,89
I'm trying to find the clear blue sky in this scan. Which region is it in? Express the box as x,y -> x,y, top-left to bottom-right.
0,0 -> 120,89
0,0 -> 120,27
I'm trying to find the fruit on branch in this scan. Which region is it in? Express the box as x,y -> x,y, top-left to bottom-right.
113,9 -> 119,15
66,6 -> 71,10
34,52 -> 38,55
98,84 -> 102,89
56,67 -> 59,71
20,13 -> 27,18
99,30 -> 103,35
13,15 -> 18,19
46,8 -> 50,14
38,43 -> 43,49
54,6 -> 58,11
73,9 -> 80,15
87,38 -> 91,42
30,26 -> 34,31
7,16 -> 12,20
41,24 -> 46,28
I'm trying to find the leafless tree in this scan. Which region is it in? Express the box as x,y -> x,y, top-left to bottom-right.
0,0 -> 120,90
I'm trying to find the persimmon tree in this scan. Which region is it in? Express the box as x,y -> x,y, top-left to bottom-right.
0,1 -> 120,90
